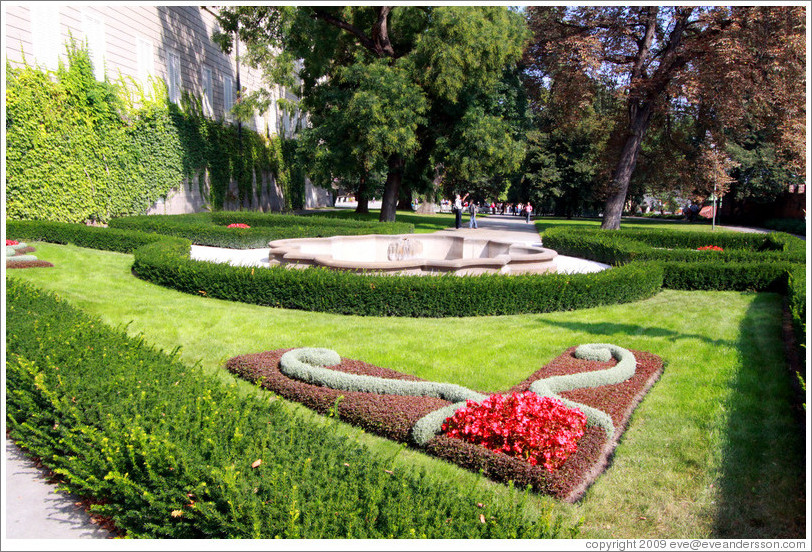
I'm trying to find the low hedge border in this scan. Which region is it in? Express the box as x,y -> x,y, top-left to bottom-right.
7,219 -> 182,253
542,227 -> 805,293
226,345 -> 664,503
279,345 -> 636,445
6,220 -> 805,318
131,237 -> 664,317
5,279 -> 575,539
107,213 -> 414,249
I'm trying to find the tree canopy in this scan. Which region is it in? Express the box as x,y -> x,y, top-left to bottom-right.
524,5 -> 806,229
212,6 -> 530,221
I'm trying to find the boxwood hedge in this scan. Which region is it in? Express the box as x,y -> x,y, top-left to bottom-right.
6,279 -> 573,539
130,237 -> 664,317
543,227 -> 805,292
6,220 -> 805,318
108,213 -> 414,249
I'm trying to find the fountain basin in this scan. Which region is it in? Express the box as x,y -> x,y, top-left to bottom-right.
268,234 -> 558,275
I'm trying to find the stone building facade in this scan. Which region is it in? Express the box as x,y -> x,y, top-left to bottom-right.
4,3 -> 333,212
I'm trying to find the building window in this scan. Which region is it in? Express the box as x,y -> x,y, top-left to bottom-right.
201,67 -> 213,116
136,37 -> 155,88
30,5 -> 61,70
166,51 -> 181,104
81,11 -> 106,81
223,74 -> 234,118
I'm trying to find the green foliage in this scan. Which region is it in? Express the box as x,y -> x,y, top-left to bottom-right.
108,213 -> 413,248
6,219 -> 180,253
131,235 -> 663,317
5,43 -> 304,224
543,227 -> 805,291
6,279 -> 573,538
762,218 -> 806,236
213,6 -> 531,214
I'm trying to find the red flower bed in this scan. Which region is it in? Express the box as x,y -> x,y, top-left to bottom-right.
226,223 -> 251,229
697,245 -> 724,251
225,346 -> 663,502
6,239 -> 19,246
443,392 -> 587,472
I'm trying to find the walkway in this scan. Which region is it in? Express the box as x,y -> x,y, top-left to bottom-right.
436,212 -> 543,244
3,437 -> 116,540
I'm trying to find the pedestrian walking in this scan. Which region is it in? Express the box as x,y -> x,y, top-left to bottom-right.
468,201 -> 478,228
525,202 -> 532,223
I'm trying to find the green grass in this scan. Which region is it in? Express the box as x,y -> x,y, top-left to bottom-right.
6,239 -> 805,539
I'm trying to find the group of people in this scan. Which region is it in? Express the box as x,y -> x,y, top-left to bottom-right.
451,194 -> 534,229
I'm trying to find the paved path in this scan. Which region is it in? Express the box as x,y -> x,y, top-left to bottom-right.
436,212 -> 543,244
4,437 -> 115,540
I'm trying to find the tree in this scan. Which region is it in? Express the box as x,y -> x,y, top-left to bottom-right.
211,6 -> 529,222
524,6 -> 806,229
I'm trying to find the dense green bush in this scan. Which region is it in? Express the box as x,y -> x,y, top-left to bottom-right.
108,213 -> 413,248
6,279 -> 575,539
543,227 -> 805,291
5,44 -> 304,223
131,236 -> 663,317
763,218 -> 806,236
6,220 -> 184,254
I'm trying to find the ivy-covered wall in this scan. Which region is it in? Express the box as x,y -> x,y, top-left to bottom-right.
5,44 -> 305,223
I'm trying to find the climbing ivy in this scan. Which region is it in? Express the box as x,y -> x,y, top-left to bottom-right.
5,43 -> 303,223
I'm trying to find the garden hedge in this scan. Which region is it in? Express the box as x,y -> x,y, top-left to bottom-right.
542,227 -> 805,292
108,213 -> 414,249
6,220 -> 805,318
7,219 -> 186,253
5,279 -> 576,539
130,237 -> 664,317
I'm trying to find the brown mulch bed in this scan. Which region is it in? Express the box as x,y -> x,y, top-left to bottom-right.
226,346 -> 664,502
6,260 -> 55,269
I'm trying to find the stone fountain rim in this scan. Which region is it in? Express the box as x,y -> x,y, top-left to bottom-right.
267,233 -> 558,273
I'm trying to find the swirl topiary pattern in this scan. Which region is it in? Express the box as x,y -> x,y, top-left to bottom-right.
279,343 -> 636,445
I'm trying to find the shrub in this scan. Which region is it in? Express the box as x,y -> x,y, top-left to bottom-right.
543,227 -> 804,292
442,393 -> 587,472
132,237 -> 664,317
109,213 -> 413,248
6,220 -> 181,253
5,279 -> 575,539
763,218 -> 806,236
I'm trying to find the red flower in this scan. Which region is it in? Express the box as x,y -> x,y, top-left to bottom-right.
226,223 -> 251,229
6,239 -> 19,246
697,245 -> 723,251
442,392 -> 587,472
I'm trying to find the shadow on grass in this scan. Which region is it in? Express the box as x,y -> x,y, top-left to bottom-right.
712,293 -> 806,538
533,319 -> 736,349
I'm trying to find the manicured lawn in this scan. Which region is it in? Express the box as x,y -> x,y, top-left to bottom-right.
7,238 -> 805,539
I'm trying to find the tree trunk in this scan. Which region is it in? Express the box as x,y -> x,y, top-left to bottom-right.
355,172 -> 370,214
601,103 -> 653,230
379,153 -> 403,222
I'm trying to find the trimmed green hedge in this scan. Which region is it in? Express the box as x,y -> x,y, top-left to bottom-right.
763,218 -> 806,236
8,220 -> 804,318
108,213 -> 414,249
131,236 -> 664,317
543,227 -> 805,292
6,219 -> 186,253
6,279 -> 573,538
